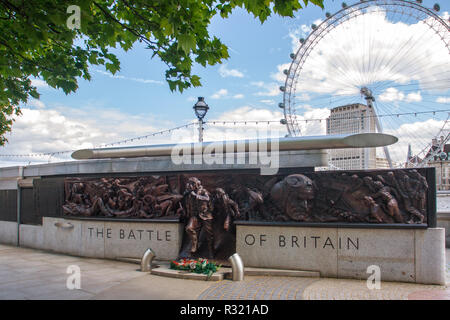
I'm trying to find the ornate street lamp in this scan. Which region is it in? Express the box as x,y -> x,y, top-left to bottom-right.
193,97 -> 209,142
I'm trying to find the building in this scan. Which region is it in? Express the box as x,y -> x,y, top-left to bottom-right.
376,157 -> 390,169
326,103 -> 379,170
423,137 -> 450,191
405,144 -> 422,167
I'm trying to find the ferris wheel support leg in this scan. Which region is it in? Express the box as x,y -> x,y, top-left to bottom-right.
364,92 -> 393,169
373,115 -> 393,168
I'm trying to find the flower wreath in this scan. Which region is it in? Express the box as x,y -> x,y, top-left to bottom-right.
170,258 -> 221,277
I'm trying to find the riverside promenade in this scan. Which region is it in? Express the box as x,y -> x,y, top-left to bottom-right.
0,244 -> 448,300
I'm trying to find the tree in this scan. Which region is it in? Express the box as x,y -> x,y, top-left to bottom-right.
0,0 -> 323,145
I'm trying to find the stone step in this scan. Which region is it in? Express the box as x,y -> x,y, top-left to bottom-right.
117,257 -> 321,280
241,267 -> 320,278
151,266 -> 230,281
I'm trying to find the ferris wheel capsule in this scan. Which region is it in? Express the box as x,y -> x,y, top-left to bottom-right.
279,86 -> 286,92
278,103 -> 285,109
290,53 -> 296,59
283,69 -> 289,75
280,119 -> 287,125
433,4 -> 440,12
299,38 -> 305,44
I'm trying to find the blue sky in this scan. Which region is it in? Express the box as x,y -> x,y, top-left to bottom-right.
1,0 -> 449,166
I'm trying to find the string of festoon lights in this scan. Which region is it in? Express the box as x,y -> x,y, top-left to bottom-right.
204,109 -> 450,125
0,122 -> 196,160
0,109 -> 449,160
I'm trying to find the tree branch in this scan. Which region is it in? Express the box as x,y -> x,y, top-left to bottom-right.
92,1 -> 158,47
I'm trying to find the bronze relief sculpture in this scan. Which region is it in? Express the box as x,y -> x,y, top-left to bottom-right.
63,168 -> 430,260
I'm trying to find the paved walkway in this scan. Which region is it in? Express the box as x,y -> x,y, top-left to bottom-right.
0,244 -> 448,300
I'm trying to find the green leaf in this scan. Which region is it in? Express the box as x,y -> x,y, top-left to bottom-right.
190,75 -> 201,87
177,34 -> 197,55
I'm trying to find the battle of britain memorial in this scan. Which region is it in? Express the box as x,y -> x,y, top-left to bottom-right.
0,133 -> 446,285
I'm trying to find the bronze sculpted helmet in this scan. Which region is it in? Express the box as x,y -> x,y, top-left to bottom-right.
270,174 -> 315,221
186,177 -> 202,191
284,174 -> 314,199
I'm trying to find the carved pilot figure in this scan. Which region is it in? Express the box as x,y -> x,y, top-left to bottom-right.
409,169 -> 428,217
213,188 -> 240,231
183,177 -> 214,257
371,181 -> 404,223
396,171 -> 425,223
363,176 -> 403,223
363,196 -> 384,223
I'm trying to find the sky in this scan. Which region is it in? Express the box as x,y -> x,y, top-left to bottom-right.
0,0 -> 449,167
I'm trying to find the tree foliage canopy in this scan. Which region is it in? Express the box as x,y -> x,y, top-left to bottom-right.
0,0 -> 323,145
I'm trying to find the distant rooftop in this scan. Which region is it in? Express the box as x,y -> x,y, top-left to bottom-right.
330,103 -> 371,113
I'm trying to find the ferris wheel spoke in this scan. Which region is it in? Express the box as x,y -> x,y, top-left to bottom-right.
375,49 -> 449,90
370,13 -> 437,85
300,27 -> 367,88
367,66 -> 449,100
375,108 -> 423,159
374,35 -> 429,89
295,53 -> 362,94
371,71 -> 450,93
313,19 -> 366,86
367,5 -> 414,85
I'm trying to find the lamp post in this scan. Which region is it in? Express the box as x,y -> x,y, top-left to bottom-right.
193,97 -> 209,142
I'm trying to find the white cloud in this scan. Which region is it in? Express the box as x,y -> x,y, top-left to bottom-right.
384,118 -> 447,163
436,97 -> 450,104
442,11 -> 449,21
31,79 -> 49,89
379,89 -> 422,103
406,92 -> 422,103
218,64 -> 244,78
288,107 -> 330,136
94,69 -> 163,85
200,106 -> 287,141
259,99 -> 276,105
297,93 -> 311,101
251,81 -> 281,97
0,105 -> 176,165
211,89 -> 228,99
213,106 -> 283,123
211,89 -> 244,100
27,99 -> 46,109
271,63 -> 290,82
379,88 -> 405,102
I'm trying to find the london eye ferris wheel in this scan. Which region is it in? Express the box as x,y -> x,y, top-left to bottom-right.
280,0 -> 450,168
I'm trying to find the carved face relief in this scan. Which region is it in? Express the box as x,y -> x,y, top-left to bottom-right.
270,174 -> 315,221
285,174 -> 315,200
